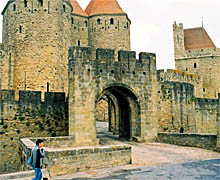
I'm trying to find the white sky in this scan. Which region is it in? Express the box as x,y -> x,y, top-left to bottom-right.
0,0 -> 219,70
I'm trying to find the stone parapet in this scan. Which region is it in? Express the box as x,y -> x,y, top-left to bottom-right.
20,137 -> 132,177
157,132 -> 218,151
176,48 -> 220,60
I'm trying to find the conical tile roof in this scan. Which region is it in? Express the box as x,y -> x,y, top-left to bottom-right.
68,0 -> 88,16
184,27 -> 216,50
85,0 -> 125,16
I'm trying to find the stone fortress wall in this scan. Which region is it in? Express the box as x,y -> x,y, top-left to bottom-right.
68,46 -> 158,144
88,14 -> 131,52
1,0 -> 74,93
157,79 -> 219,134
173,22 -> 220,99
0,0 -> 219,175
0,89 -> 68,173
0,0 -> 131,94
157,69 -> 203,97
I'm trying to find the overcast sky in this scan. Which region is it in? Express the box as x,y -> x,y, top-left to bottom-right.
0,0 -> 219,69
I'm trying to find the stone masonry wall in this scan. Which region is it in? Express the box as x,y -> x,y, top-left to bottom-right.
195,98 -> 219,134
88,14 -> 131,54
157,69 -> 203,97
20,137 -> 132,177
0,45 -> 9,89
158,80 -> 219,134
70,14 -> 88,47
0,90 -> 68,174
175,54 -> 220,99
68,46 -> 158,143
157,133 -> 218,151
1,0 -> 73,93
157,81 -> 195,133
173,23 -> 220,99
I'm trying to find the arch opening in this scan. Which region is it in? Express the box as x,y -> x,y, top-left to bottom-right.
95,85 -> 141,140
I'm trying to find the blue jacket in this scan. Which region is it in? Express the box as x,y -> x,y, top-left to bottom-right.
31,146 -> 45,169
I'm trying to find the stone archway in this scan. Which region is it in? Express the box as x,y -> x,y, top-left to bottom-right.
95,85 -> 141,140
68,47 -> 158,145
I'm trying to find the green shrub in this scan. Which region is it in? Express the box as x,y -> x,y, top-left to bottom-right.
26,122 -> 30,127
180,126 -> 184,133
19,117 -> 25,121
0,120 -> 4,125
55,121 -> 59,126
3,125 -> 8,129
51,132 -> 56,137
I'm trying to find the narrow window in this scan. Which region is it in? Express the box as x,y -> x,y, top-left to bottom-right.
78,40 -> 80,46
19,26 -> 22,33
85,21 -> 88,27
24,0 -> 28,7
110,18 -> 114,25
194,63 -> 197,68
71,17 -> 74,24
13,4 -> 16,11
186,67 -> 188,71
203,88 -> 206,92
47,82 -> 50,92
39,0 -> 43,7
97,18 -> 101,25
63,5 -> 66,12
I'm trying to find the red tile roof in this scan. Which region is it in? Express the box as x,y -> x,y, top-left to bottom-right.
85,0 -> 125,16
184,27 -> 216,50
68,0 -> 88,16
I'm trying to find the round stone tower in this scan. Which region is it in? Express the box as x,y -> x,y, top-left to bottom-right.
1,0 -> 87,94
69,0 -> 88,47
85,0 -> 131,52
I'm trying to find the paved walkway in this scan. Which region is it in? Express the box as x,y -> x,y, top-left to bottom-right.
52,159 -> 220,179
10,122 -> 220,180
51,122 -> 220,179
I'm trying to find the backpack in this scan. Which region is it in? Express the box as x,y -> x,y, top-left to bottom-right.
27,151 -> 33,165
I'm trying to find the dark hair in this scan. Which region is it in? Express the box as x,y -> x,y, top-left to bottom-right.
36,139 -> 43,146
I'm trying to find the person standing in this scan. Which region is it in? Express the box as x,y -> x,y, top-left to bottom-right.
31,139 -> 45,180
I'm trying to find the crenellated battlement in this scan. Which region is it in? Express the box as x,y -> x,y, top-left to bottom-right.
68,46 -> 156,73
173,22 -> 183,31
157,69 -> 201,84
176,47 -> 220,60
0,89 -> 66,106
195,97 -> 219,109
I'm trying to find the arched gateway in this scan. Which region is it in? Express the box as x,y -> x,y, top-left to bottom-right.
68,46 -> 158,145
96,85 -> 141,139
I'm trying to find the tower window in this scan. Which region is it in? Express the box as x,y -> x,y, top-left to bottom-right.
71,17 -> 74,24
97,19 -> 101,25
13,4 -> 16,11
127,22 -> 129,28
24,0 -> 28,7
38,0 -> 43,7
85,21 -> 88,27
194,63 -> 197,68
78,40 -> 80,46
110,18 -> 114,25
203,88 -> 206,92
63,5 -> 66,12
19,26 -> 22,33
